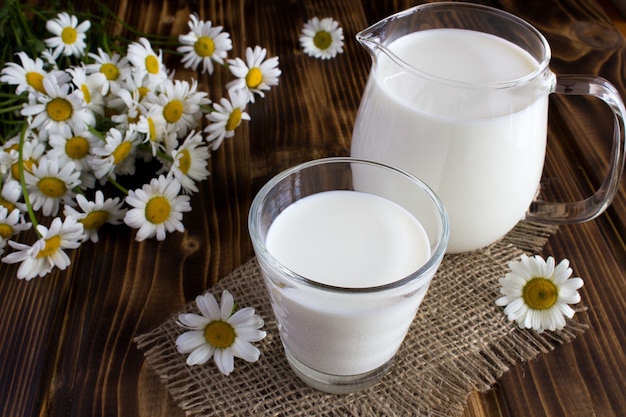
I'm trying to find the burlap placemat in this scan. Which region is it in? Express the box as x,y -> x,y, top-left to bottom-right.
135,221 -> 588,417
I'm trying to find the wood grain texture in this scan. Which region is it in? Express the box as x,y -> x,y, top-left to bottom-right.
0,1 -> 624,417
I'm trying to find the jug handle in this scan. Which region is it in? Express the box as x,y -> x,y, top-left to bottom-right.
526,75 -> 625,224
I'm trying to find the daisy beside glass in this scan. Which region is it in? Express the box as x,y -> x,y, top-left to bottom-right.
299,17 -> 344,60
0,10 -> 280,279
176,290 -> 266,376
496,254 -> 584,333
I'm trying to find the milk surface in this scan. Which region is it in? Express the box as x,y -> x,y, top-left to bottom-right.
352,28 -> 548,252
264,190 -> 434,375
266,190 -> 431,287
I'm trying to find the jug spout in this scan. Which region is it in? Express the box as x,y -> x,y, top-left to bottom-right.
356,9 -> 413,60
355,21 -> 386,57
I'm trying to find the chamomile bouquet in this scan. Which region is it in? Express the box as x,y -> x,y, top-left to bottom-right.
0,1 -> 281,280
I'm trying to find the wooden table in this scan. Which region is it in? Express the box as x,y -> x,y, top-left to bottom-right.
1,0 -> 624,416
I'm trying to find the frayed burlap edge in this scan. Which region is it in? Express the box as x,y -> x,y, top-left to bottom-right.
135,221 -> 588,417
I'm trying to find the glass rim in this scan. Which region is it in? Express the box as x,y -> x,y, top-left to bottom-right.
248,156 -> 450,294
357,1 -> 552,90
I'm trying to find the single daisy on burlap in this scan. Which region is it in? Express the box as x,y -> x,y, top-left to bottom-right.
496,254 -> 584,333
123,175 -> 191,241
299,17 -> 344,60
175,290 -> 266,376
44,12 -> 90,58
177,13 -> 233,75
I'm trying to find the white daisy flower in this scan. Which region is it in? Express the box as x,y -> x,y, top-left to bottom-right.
137,104 -> 178,157
226,46 -> 281,103
40,48 -> 59,69
0,51 -> 48,95
25,157 -> 81,217
299,17 -> 344,60
496,254 -> 584,333
86,48 -> 131,95
144,78 -> 209,137
0,207 -> 32,255
44,12 -> 91,58
20,73 -> 95,139
109,87 -> 146,130
205,89 -> 250,150
126,37 -> 168,84
1,216 -> 83,280
66,65 -> 107,117
115,70 -> 159,107
47,128 -> 100,172
7,135 -> 47,182
63,190 -> 125,242
177,14 -> 233,75
91,127 -> 141,180
0,180 -> 27,214
123,175 -> 191,241
169,130 -> 210,194
175,290 -> 266,375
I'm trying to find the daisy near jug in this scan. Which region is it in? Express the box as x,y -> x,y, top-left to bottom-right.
351,2 -> 626,253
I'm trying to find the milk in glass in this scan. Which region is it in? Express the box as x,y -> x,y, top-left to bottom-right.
265,190 -> 432,375
352,28 -> 548,252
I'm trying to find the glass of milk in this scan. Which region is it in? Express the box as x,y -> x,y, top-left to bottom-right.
248,157 -> 449,394
351,2 -> 626,253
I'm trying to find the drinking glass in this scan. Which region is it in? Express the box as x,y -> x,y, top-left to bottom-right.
248,157 -> 449,394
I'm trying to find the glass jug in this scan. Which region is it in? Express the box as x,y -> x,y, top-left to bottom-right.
351,2 -> 625,253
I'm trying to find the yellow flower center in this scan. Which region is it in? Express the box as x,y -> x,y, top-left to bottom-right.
522,277 -> 559,310
246,67 -> 263,89
100,63 -> 120,81
26,72 -> 46,94
0,224 -> 13,240
137,86 -> 150,101
38,177 -> 67,198
36,235 -> 62,258
65,136 -> 90,160
163,100 -> 184,123
313,30 -> 333,51
226,108 -> 242,132
145,196 -> 170,224
204,320 -> 236,349
194,36 -> 216,58
11,159 -> 36,180
0,198 -> 17,213
112,141 -> 132,164
177,149 -> 191,175
80,84 -> 91,104
61,27 -> 78,44
80,210 -> 109,230
147,117 -> 157,141
46,97 -> 73,122
145,55 -> 160,74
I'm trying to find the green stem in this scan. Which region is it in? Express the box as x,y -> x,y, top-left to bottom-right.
17,122 -> 40,236
106,176 -> 129,195
0,104 -> 24,114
